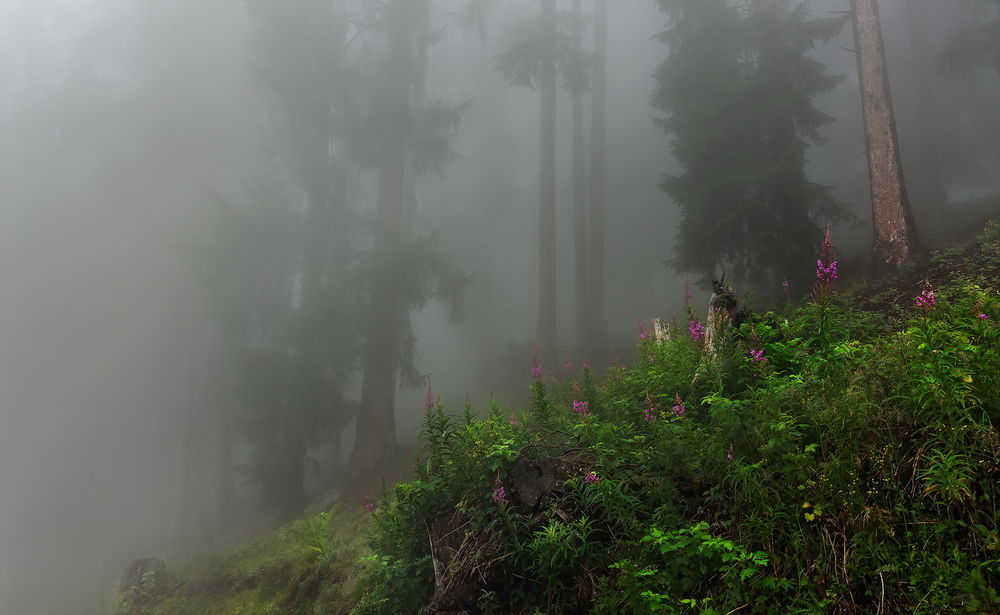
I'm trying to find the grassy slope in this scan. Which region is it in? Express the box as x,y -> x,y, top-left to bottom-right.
134,222 -> 999,615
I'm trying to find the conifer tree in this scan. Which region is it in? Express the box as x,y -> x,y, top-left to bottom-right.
653,0 -> 846,289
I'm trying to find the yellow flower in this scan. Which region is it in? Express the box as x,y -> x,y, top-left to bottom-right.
802,502 -> 811,509
804,512 -> 816,522
962,375 -> 973,383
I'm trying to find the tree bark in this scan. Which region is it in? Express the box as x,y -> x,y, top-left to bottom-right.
587,0 -> 608,359
571,0 -> 589,360
851,0 -> 921,272
538,0 -> 558,367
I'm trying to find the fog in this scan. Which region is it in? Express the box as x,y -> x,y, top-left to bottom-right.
0,1 -> 996,612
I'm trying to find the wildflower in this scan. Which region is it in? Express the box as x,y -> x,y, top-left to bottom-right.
573,399 -> 589,417
815,259 -> 839,283
914,283 -> 936,313
363,496 -> 375,513
510,417 -> 520,426
672,392 -> 685,418
424,385 -> 435,410
812,227 -> 839,304
564,361 -> 573,372
749,348 -> 766,363
978,313 -> 989,321
683,279 -> 693,307
727,443 -> 734,460
688,319 -> 706,342
584,472 -> 600,485
492,478 -> 507,504
530,352 -> 543,380
643,392 -> 656,422
637,319 -> 650,340
782,281 -> 790,288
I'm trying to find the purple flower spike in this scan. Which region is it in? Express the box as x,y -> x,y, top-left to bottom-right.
492,478 -> 507,504
915,284 -> 936,314
573,399 -> 589,417
672,392 -> 685,418
688,320 -> 706,343
584,472 -> 600,485
726,444 -> 734,461
816,259 -> 838,283
530,352 -> 543,380
637,319 -> 650,340
978,313 -> 988,321
363,496 -> 375,513
749,348 -> 766,363
424,385 -> 435,410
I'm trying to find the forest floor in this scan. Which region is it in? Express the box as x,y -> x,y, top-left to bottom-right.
118,218 -> 999,615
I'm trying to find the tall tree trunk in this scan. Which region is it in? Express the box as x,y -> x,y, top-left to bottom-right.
899,0 -> 949,236
349,0 -> 413,479
571,0 -> 589,359
587,0 -> 608,360
851,0 -> 921,272
538,0 -> 558,367
216,401 -> 236,521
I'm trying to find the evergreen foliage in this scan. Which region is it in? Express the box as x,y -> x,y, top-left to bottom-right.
652,1 -> 847,290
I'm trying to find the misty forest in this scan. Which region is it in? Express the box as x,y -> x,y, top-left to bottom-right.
2,0 -> 1000,613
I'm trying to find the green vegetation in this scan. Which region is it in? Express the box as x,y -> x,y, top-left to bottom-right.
137,224 -> 999,614
140,507 -> 373,615
358,224 -> 1000,614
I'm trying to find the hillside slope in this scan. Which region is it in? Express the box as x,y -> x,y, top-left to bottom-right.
129,222 -> 999,615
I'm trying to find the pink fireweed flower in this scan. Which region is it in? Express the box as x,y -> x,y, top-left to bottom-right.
530,352 -> 543,380
812,227 -> 839,304
492,478 -> 507,504
815,259 -> 839,283
564,362 -> 573,372
424,385 -> 435,409
726,444 -> 734,460
749,348 -> 766,363
637,319 -> 650,340
672,392 -> 685,418
914,284 -> 936,314
978,313 -> 989,321
688,319 -> 706,342
363,496 -> 375,513
584,471 -> 600,485
782,281 -> 790,288
644,406 -> 656,422
573,399 -> 589,417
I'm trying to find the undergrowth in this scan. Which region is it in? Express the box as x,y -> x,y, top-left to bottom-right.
355,223 -> 1000,614
129,224 -> 999,615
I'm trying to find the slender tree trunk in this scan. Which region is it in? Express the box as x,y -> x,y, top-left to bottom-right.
216,401 -> 236,521
588,0 -> 608,360
349,0 -> 413,479
538,0 -> 558,367
851,0 -> 921,272
571,0 -> 589,360
899,0 -> 949,235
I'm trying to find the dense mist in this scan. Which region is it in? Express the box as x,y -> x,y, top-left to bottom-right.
0,1 -> 996,613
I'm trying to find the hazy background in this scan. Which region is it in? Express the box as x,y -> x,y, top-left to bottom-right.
0,1 -> 996,613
